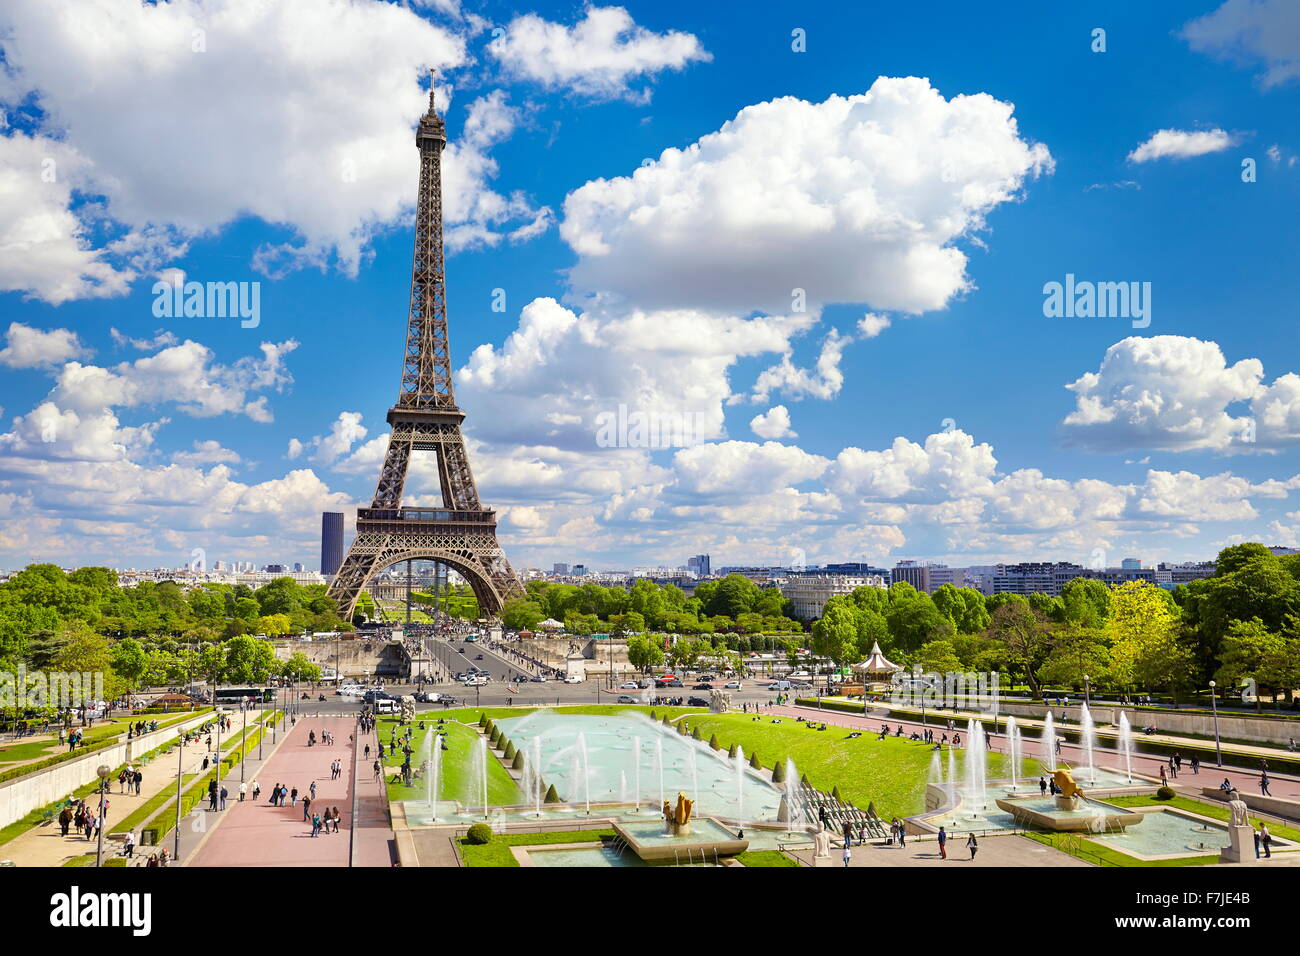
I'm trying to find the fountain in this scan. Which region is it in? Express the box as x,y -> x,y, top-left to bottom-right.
1041,711 -> 1057,772
473,737 -> 488,819
633,736 -> 643,813
423,732 -> 442,820
962,719 -> 987,816
928,750 -> 943,801
610,791 -> 748,862
995,767 -> 1144,832
1117,712 -> 1134,783
655,736 -> 665,810
1006,716 -> 1020,790
946,746 -> 957,801
687,746 -> 700,809
578,731 -> 591,815
1080,704 -> 1097,784
530,737 -> 543,817
734,745 -> 746,821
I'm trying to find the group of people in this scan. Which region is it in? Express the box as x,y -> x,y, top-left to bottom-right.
57,799 -> 105,840
934,826 -> 978,860
116,766 -> 144,794
307,728 -> 336,746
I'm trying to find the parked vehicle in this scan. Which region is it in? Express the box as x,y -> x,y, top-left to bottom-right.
617,695 -> 636,703
767,680 -> 792,691
563,675 -> 583,684
693,683 -> 713,690
620,681 -> 641,690
724,680 -> 743,689
687,697 -> 709,707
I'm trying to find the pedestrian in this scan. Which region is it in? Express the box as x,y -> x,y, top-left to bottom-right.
251,780 -> 260,801
290,787 -> 298,807
937,825 -> 947,860
1261,772 -> 1272,796
1038,775 -> 1047,795
268,782 -> 280,804
1190,754 -> 1200,775
309,781 -> 317,801
303,795 -> 312,821
842,841 -> 851,868
374,759 -> 381,781
1261,824 -> 1273,859
238,781 -> 247,802
220,786 -> 228,810
311,813 -> 322,837
967,833 -> 978,860
842,822 -> 852,849
331,807 -> 341,832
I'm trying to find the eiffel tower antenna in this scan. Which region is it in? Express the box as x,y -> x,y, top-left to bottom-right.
327,77 -> 522,622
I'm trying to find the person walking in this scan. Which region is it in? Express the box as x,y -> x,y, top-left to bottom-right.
937,825 -> 947,860
1261,824 -> 1273,859
1261,772 -> 1272,796
302,795 -> 312,821
238,781 -> 247,802
124,830 -> 136,860
331,807 -> 342,833
842,841 -> 852,868
251,780 -> 260,801
310,812 -> 322,837
967,833 -> 978,860
290,787 -> 299,807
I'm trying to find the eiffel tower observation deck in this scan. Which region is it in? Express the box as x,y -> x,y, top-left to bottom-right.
327,72 -> 522,621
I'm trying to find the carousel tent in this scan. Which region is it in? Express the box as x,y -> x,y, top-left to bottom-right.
535,618 -> 565,631
852,641 -> 900,676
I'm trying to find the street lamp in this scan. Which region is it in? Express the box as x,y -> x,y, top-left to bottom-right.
239,704 -> 248,784
94,764 -> 111,867
1209,680 -> 1222,768
174,732 -> 184,861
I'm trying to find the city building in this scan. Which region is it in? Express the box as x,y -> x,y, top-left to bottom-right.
321,512 -> 344,576
686,554 -> 711,577
821,562 -> 893,585
552,562 -> 570,575
778,574 -> 886,620
1121,557 -> 1143,570
891,560 -> 931,592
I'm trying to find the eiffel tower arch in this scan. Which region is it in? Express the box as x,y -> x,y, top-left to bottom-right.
328,73 -> 522,622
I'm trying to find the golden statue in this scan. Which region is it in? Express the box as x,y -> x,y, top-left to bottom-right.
662,792 -> 694,832
1050,768 -> 1084,799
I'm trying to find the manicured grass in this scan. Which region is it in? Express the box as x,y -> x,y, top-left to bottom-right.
1105,794 -> 1300,842
679,712 -> 1042,819
1023,831 -> 1217,868
457,827 -> 617,867
736,849 -> 800,867
379,717 -> 521,807
0,711 -> 203,765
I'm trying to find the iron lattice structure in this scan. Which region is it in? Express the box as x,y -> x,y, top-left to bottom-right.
328,77 -> 522,620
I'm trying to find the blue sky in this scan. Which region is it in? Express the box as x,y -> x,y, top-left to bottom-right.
1,0 -> 1299,573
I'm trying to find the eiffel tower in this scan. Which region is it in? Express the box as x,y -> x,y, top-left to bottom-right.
328,74 -> 522,622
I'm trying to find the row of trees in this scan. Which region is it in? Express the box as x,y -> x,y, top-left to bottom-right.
0,565 -> 338,710
809,543 -> 1300,705
501,575 -> 802,635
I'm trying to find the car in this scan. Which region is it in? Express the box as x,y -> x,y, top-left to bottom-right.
563,675 -> 583,684
620,681 -> 641,690
529,675 -> 547,683
654,679 -> 669,688
724,680 -> 742,689
693,682 -> 713,690
696,674 -> 716,682
791,681 -> 813,690
617,695 -> 636,703
687,697 -> 709,707
666,679 -> 684,687
475,654 -> 484,660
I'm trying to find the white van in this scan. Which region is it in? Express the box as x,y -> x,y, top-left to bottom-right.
767,680 -> 792,691
374,698 -> 398,714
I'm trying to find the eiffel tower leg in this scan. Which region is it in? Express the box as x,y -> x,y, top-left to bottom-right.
329,546 -> 383,622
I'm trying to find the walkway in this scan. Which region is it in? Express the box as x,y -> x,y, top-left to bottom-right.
790,832 -> 1091,867
187,716 -> 394,867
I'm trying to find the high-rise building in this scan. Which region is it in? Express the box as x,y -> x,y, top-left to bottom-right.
293,562 -> 304,573
1121,557 -> 1142,570
572,564 -> 587,576
687,554 -> 711,576
321,512 -> 344,576
892,560 -> 931,592
552,563 -> 570,575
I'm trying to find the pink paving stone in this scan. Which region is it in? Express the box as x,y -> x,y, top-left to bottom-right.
189,716 -> 394,867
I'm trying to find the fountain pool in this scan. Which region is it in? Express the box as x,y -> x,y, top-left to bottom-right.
493,712 -> 784,822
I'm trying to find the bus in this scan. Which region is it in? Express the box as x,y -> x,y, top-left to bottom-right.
213,686 -> 275,704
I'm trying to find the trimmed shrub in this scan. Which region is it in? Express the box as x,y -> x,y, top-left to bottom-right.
465,823 -> 493,845
478,714 -> 487,727
504,741 -> 517,760
772,762 -> 786,783
692,727 -> 701,740
544,784 -> 561,804
831,785 -> 843,802
649,710 -> 657,721
749,752 -> 762,770
708,734 -> 719,750
727,743 -> 737,759
511,751 -> 525,771
1155,786 -> 1176,800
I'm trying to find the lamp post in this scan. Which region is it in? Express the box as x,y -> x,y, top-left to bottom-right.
94,764 -> 111,867
240,704 -> 248,784
174,732 -> 184,861
1209,680 -> 1222,768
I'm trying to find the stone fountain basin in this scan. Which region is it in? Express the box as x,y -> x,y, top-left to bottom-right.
994,796 -> 1145,833
612,818 -> 748,861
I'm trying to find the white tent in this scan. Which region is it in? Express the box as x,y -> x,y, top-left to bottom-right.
852,641 -> 899,676
535,618 -> 565,631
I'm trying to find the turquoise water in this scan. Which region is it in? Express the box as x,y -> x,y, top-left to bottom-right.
496,711 -> 784,821
1089,809 -> 1295,858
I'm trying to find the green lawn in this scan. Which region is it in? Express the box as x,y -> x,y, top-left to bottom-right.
0,710 -> 206,765
678,712 -> 1041,819
457,827 -> 617,867
736,849 -> 800,867
379,716 -> 521,807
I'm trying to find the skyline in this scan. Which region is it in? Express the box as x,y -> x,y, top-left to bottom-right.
2,0 -> 1300,573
